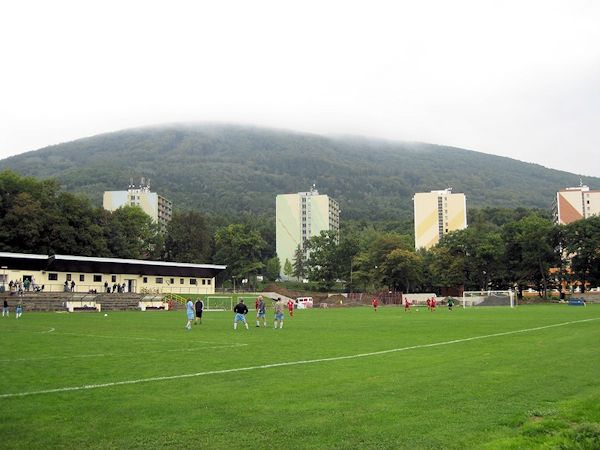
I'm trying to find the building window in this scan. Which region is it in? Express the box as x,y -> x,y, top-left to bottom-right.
66,274 -> 72,281
143,277 -> 148,284
79,274 -> 85,282
207,279 -> 211,285
93,275 -> 102,282
190,279 -> 197,285
170,278 -> 175,284
180,278 -> 184,284
48,273 -> 58,281
156,278 -> 163,284
202,279 -> 206,285
112,275 -> 117,282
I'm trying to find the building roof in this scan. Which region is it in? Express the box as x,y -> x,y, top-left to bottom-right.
0,252 -> 226,278
0,252 -> 48,271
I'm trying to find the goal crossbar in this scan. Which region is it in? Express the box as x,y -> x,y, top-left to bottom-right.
462,290 -> 515,308
205,296 -> 233,311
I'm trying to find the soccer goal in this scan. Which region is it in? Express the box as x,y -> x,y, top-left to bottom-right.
462,290 -> 515,308
205,296 -> 233,311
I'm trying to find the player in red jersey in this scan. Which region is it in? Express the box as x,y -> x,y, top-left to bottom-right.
404,297 -> 412,312
430,297 -> 437,311
287,299 -> 294,317
426,298 -> 432,311
371,297 -> 379,312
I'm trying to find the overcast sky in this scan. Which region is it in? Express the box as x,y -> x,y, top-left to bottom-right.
1,0 -> 599,178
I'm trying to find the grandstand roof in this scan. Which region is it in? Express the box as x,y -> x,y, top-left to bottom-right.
0,252 -> 226,278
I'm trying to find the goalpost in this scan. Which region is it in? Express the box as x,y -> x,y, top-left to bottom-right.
205,296 -> 233,311
462,290 -> 515,308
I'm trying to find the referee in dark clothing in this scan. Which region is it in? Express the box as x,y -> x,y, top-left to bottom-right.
194,298 -> 204,325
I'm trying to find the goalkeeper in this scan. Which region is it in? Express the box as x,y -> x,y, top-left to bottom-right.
447,297 -> 455,311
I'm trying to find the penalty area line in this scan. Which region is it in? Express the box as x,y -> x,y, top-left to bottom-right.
2,317 -> 598,399
0,343 -> 248,363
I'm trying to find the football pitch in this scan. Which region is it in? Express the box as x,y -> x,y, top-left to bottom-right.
1,305 -> 599,449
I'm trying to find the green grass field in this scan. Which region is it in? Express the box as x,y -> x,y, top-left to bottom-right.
1,304 -> 599,449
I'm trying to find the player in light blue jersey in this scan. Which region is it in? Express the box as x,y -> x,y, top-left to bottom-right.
185,299 -> 194,330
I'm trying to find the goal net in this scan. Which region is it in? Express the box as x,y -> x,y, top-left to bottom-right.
462,290 -> 514,308
205,296 -> 233,311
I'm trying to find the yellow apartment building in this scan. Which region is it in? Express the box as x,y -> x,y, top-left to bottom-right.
276,186 -> 340,278
413,189 -> 467,250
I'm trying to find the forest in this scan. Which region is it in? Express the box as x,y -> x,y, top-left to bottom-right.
1,124 -> 597,223
1,170 -> 599,296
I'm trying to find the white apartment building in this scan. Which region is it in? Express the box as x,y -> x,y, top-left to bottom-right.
413,189 -> 467,250
103,179 -> 173,229
276,186 -> 340,278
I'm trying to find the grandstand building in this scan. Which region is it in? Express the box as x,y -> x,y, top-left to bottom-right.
413,189 -> 467,249
555,184 -> 600,225
103,178 -> 173,229
276,185 -> 340,278
0,252 -> 225,295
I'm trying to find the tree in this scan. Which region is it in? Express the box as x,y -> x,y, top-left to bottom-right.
213,223 -> 266,280
291,245 -> 306,280
353,230 -> 414,291
44,192 -> 109,256
164,211 -> 213,263
283,258 -> 293,279
0,172 -> 108,256
104,206 -> 162,260
381,248 -> 423,293
502,214 -> 559,297
265,256 -> 281,281
335,234 -> 361,288
0,192 -> 46,253
427,246 -> 467,290
439,227 -> 506,291
305,230 -> 340,290
561,216 -> 600,288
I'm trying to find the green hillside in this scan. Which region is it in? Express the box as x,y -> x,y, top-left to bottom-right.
0,124 -> 594,221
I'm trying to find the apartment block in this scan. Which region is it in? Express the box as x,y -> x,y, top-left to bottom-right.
103,179 -> 173,229
414,189 -> 467,249
556,185 -> 600,225
276,186 -> 340,278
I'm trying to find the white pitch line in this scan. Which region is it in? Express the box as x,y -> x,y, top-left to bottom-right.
1,317 -> 598,399
0,343 -> 248,363
0,328 -> 168,342
3,328 -> 228,345
50,331 -> 172,342
2,327 -> 239,351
